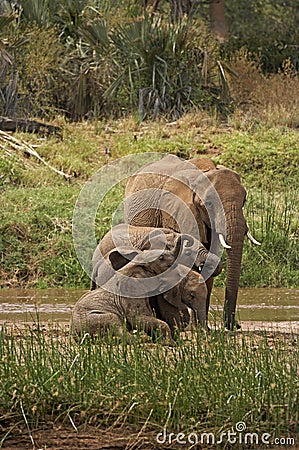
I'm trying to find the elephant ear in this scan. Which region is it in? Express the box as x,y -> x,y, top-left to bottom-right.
162,285 -> 185,308
216,164 -> 241,181
160,174 -> 205,239
192,193 -> 210,238
108,248 -> 139,270
215,164 -> 227,170
158,264 -> 190,307
131,249 -> 170,265
172,233 -> 204,268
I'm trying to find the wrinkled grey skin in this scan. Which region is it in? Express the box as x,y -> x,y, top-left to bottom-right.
124,155 -> 249,330
91,224 -> 221,290
71,248 -> 187,342
72,252 -> 210,341
71,288 -> 171,342
150,267 -> 208,333
164,267 -> 208,325
90,224 -> 222,330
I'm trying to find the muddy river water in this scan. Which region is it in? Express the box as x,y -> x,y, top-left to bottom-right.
0,288 -> 298,333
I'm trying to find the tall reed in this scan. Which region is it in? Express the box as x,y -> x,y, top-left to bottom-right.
241,187 -> 298,287
0,324 -> 298,447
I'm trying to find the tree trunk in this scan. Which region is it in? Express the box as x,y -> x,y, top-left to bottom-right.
209,0 -> 229,42
144,0 -> 160,12
169,0 -> 191,22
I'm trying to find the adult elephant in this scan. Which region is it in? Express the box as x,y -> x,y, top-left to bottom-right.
124,155 -> 260,330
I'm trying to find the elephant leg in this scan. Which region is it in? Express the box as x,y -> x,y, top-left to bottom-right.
72,312 -> 125,340
132,314 -> 173,343
205,276 -> 214,321
150,294 -> 189,337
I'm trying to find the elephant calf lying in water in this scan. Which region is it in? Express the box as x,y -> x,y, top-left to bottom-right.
72,248 -> 177,341
71,248 -> 209,342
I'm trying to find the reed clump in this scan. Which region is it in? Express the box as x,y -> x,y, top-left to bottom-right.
0,325 -> 298,448
242,189 -> 299,287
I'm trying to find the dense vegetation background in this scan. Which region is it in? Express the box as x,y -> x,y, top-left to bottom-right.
0,0 -> 298,288
1,0 -> 299,120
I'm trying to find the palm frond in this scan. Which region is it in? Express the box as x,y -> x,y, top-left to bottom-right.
79,19 -> 110,54
19,0 -> 50,26
0,45 -> 12,70
217,60 -> 230,99
0,12 -> 17,31
103,71 -> 126,99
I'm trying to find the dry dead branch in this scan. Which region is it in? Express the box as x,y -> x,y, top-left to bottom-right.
0,130 -> 72,179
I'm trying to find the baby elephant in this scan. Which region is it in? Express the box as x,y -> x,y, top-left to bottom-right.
151,265 -> 208,334
71,287 -> 171,343
88,225 -> 222,336
71,248 -> 186,342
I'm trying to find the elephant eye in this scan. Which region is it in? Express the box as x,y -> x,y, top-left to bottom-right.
159,254 -> 164,260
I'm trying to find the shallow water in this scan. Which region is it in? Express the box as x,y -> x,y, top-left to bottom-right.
0,288 -> 298,329
210,288 -> 299,322
0,288 -> 86,323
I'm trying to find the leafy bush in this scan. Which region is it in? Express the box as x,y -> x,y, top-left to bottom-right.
76,14 -> 232,120
12,26 -> 65,118
1,3 -> 232,120
224,0 -> 299,73
105,16 -> 229,119
226,51 -> 299,128
1,0 -> 299,121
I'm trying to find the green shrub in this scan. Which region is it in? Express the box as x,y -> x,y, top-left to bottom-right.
224,0 -> 299,73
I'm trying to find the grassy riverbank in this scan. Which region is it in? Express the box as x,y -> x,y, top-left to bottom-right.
1,114 -> 298,448
0,325 -> 298,449
0,114 -> 298,289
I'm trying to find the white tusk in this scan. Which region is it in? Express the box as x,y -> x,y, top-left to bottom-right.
218,233 -> 232,249
247,231 -> 261,246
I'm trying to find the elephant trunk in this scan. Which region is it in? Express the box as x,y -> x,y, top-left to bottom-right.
224,241 -> 244,329
222,207 -> 246,330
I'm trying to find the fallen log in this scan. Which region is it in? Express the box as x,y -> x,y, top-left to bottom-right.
0,116 -> 61,135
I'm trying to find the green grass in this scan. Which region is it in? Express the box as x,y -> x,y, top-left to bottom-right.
0,326 -> 298,448
241,188 -> 299,287
0,186 -> 86,288
214,187 -> 299,288
215,126 -> 299,188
